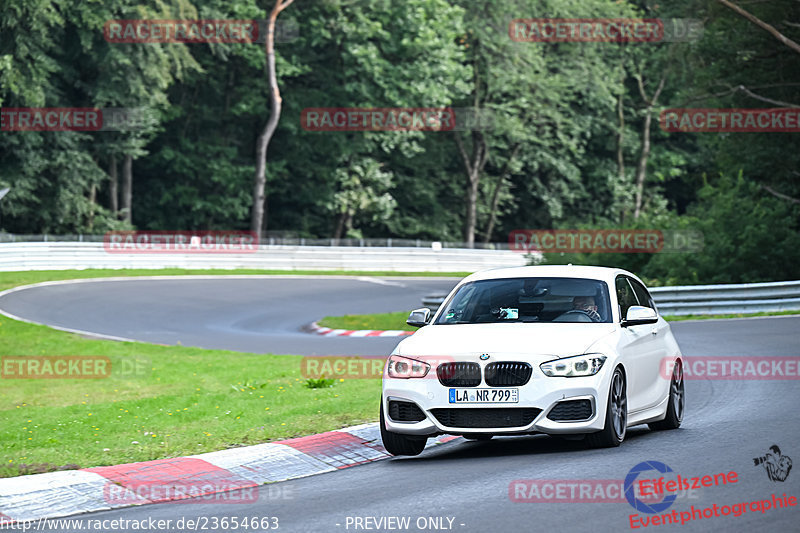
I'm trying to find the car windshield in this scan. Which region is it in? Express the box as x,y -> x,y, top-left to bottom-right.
435,277 -> 612,324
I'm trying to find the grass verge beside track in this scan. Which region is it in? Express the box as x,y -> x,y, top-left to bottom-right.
0,269 -> 452,478
317,311 -> 411,331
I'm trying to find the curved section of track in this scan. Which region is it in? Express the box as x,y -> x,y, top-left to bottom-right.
0,276 -> 459,355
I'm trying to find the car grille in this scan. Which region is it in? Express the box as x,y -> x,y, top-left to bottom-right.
437,362 -> 481,387
430,408 -> 541,428
484,362 -> 532,386
388,400 -> 426,422
547,399 -> 594,421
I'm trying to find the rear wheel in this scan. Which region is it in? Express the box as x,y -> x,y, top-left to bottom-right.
648,361 -> 684,431
380,401 -> 427,456
586,367 -> 627,448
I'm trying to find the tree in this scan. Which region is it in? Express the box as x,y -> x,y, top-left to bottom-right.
715,0 -> 800,56
451,0 -> 635,245
632,71 -> 665,219
330,158 -> 395,240
250,0 -> 295,240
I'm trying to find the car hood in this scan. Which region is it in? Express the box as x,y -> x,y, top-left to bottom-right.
395,322 -> 616,362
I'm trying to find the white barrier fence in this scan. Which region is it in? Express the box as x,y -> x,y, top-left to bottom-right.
0,241 -> 527,273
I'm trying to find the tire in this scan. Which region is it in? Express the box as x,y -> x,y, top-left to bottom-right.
586,367 -> 627,448
648,361 -> 684,431
463,434 -> 493,441
380,401 -> 427,456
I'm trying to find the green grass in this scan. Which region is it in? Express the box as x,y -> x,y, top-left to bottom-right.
317,311 -> 412,331
0,269 -> 446,477
0,317 -> 383,477
317,309 -> 800,331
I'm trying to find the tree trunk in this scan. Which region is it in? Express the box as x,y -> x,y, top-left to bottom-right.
87,183 -> 96,232
250,0 -> 295,240
483,143 -> 521,244
465,176 -> 479,246
333,210 -> 347,240
716,0 -> 800,56
109,154 -> 118,217
121,154 -> 133,224
454,130 -> 488,248
632,113 -> 651,220
483,178 -> 504,245
454,54 -> 489,248
617,91 -> 627,224
633,74 -> 665,220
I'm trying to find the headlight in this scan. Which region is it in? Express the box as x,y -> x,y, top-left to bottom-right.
387,355 -> 430,379
540,354 -> 607,377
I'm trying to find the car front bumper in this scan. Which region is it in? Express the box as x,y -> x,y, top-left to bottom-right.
382,362 -> 613,436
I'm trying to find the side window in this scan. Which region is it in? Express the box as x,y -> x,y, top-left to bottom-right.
438,284 -> 475,323
629,278 -> 656,310
615,277 -> 638,321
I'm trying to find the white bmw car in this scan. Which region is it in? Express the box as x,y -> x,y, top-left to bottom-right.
380,265 -> 685,456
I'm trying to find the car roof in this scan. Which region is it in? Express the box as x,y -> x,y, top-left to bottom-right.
461,265 -> 642,286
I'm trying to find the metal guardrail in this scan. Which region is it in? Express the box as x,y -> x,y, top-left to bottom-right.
0,241 -> 527,273
422,280 -> 800,316
422,295 -> 448,310
649,281 -> 800,315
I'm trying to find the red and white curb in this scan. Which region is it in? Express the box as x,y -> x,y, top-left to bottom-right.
0,423 -> 459,524
308,322 -> 414,338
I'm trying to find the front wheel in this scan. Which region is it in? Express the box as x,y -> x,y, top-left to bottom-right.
380,401 -> 427,456
648,361 -> 684,431
586,367 -> 627,448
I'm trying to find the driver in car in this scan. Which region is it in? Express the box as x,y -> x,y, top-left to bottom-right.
572,295 -> 601,322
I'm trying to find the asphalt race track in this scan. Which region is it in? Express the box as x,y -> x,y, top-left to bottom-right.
2,277 -> 799,532
0,276 -> 460,356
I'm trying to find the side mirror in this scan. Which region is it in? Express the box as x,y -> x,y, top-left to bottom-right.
406,307 -> 431,328
622,305 -> 658,327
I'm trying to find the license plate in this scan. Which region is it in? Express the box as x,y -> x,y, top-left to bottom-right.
449,388 -> 518,403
